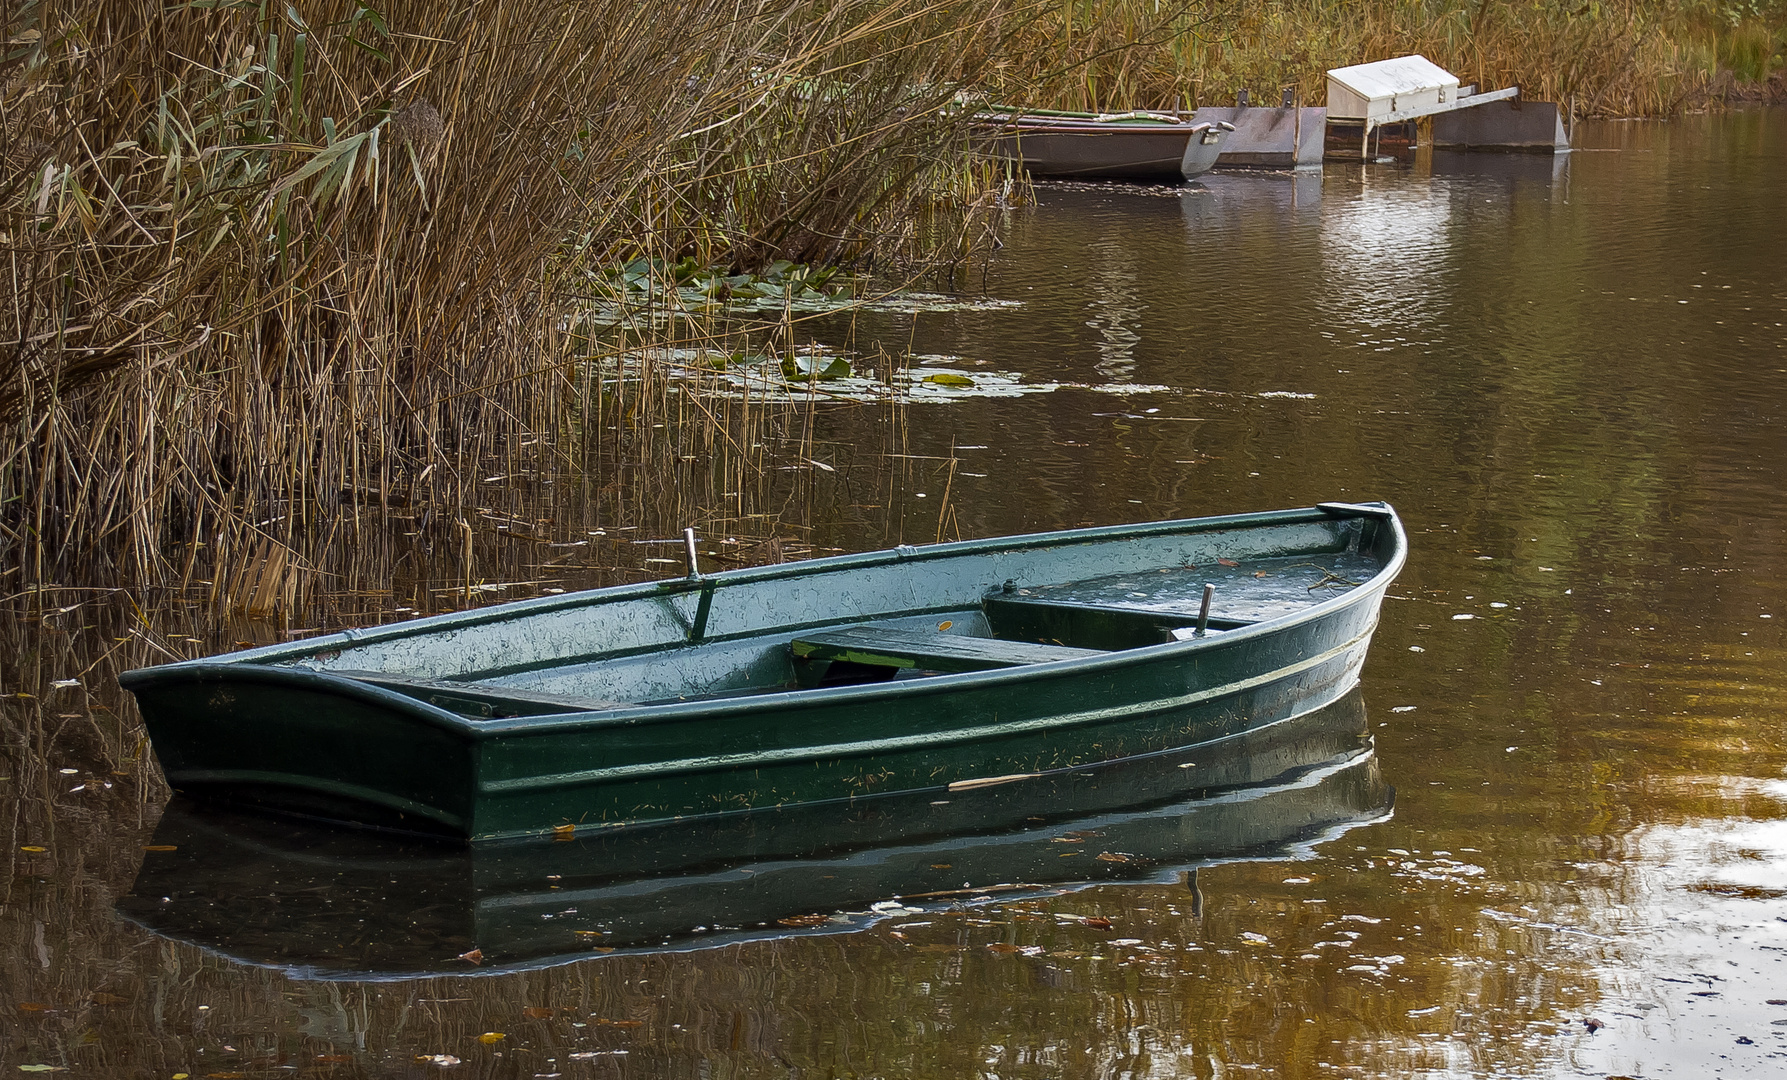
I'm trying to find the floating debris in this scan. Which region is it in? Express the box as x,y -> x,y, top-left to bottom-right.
596,348 -> 1056,404
576,259 -> 1025,328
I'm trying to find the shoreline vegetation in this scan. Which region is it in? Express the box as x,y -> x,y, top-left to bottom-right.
1001,0 -> 1787,117
3,0 -> 1784,602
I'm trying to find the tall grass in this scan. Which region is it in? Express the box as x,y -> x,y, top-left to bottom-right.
0,0 -> 1031,595
991,0 -> 1786,116
4,0 -> 1780,599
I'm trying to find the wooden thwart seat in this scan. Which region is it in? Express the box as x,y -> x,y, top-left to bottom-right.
982,594 -> 1250,651
790,626 -> 1105,674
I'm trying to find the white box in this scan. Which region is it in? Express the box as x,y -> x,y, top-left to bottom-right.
1326,55 -> 1460,124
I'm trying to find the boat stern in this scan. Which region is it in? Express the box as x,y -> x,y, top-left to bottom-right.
122,663 -> 485,839
1180,121 -> 1233,179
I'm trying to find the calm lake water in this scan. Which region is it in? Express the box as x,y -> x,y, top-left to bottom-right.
5,109 -> 1787,1078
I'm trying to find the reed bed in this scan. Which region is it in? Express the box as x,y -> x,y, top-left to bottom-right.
991,0 -> 1785,116
4,0 -> 1778,605
0,0 -> 1036,598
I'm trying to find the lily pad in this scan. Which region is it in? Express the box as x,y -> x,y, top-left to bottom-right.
782,354 -> 854,380
595,349 -> 1081,405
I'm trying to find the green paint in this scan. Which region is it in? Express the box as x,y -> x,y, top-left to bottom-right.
119,504 -> 1405,842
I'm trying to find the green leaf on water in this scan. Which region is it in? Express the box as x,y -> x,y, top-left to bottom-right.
781,355 -> 852,380
922,373 -> 974,387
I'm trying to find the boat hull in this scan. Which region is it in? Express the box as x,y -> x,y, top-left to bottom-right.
121,504 -> 1406,841
979,118 -> 1227,181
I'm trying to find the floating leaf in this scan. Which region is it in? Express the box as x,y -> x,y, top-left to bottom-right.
936,621 -> 953,631
592,1018 -> 644,1028
776,913 -> 831,928
18,846 -> 45,853
18,1067 -> 63,1074
922,373 -> 974,387
985,942 -> 1021,953
1084,916 -> 1113,929
552,824 -> 575,841
781,354 -> 852,380
1094,852 -> 1132,863
143,845 -> 178,852
456,948 -> 483,964
522,1007 -> 553,1019
16,1003 -> 47,1012
476,1032 -> 505,1044
414,1055 -> 460,1067
1216,558 -> 1239,567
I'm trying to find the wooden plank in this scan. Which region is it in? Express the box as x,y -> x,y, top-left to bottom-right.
789,626 -> 1104,673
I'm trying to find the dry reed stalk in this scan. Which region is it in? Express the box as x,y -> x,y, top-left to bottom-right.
20,0 -> 1757,607
0,0 -> 1052,597
989,0 -> 1783,117
217,533 -> 307,618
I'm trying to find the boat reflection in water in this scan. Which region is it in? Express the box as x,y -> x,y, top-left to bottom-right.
117,691 -> 1391,979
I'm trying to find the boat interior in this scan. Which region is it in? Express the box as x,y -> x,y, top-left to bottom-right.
335,550 -> 1382,720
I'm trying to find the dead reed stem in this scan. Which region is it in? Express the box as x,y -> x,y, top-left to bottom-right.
990,0 -> 1784,116
5,0 -> 1773,600
0,0 -> 1045,595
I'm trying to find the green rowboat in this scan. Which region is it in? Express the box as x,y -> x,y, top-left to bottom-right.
118,502 -> 1406,842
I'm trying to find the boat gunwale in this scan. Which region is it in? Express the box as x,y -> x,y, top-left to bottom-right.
118,505 -> 1406,738
973,105 -> 1209,128
980,118 -> 1217,135
118,594 -> 1378,751
123,504 -> 1398,670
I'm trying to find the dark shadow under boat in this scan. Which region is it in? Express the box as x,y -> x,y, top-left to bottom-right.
115,690 -> 1392,979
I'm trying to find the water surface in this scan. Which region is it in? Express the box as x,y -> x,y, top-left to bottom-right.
4,110 -> 1787,1078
